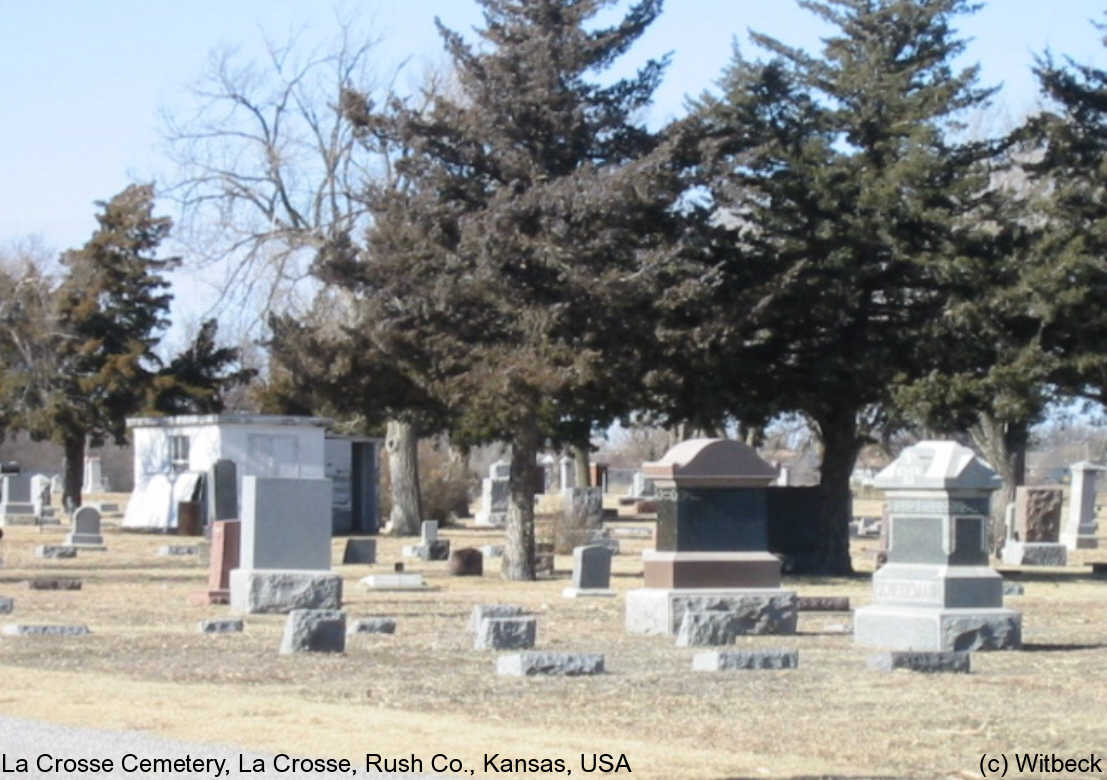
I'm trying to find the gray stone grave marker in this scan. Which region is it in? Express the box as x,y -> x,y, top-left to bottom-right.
475,460 -> 510,527
0,474 -> 35,524
562,545 -> 614,598
64,505 -> 105,550
854,441 -> 1021,651
229,476 -> 340,614
1063,461 -> 1104,550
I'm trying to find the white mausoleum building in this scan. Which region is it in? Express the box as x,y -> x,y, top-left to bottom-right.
123,414 -> 378,534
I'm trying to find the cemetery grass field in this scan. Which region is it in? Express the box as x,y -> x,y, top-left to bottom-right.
0,498 -> 1105,779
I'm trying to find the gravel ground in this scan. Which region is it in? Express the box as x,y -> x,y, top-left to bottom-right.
0,716 -> 457,780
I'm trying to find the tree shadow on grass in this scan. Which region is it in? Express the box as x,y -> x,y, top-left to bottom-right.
1020,642 -> 1107,652
995,568 -> 1101,584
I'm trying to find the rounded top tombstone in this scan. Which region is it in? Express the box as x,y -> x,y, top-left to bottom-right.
874,441 -> 1001,492
642,439 -> 777,489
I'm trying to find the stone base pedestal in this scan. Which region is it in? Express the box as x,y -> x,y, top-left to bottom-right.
1061,532 -> 1099,551
360,573 -> 430,591
473,512 -> 506,528
854,604 -> 1021,651
1,508 -> 37,526
64,533 -> 106,550
1001,541 -> 1067,566
625,588 -> 797,636
642,551 -> 781,589
229,569 -> 341,614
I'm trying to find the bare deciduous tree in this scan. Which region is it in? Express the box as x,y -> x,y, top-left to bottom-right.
160,15 -> 388,329
161,12 -> 435,534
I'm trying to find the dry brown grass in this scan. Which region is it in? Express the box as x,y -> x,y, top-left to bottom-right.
0,502 -> 1105,779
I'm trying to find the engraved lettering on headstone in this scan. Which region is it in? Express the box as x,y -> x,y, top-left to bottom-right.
874,579 -> 941,603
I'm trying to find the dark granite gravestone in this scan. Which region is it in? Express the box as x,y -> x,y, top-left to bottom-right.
573,545 -> 612,590
764,487 -> 822,572
448,547 -> 483,576
210,459 -> 238,522
1014,486 -> 1063,542
656,488 -> 767,552
627,439 -> 796,635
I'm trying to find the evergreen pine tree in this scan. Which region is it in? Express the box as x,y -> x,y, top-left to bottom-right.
24,185 -> 179,509
1023,16 -> 1107,408
327,0 -> 679,579
687,0 -> 998,573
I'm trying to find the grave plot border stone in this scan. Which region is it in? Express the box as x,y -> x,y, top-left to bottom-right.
627,590 -> 798,636
692,649 -> 798,671
198,619 -> 244,634
475,616 -> 537,650
342,538 -> 377,565
1000,541 -> 1067,567
468,604 -> 525,632
347,617 -> 397,635
279,609 -> 346,654
360,573 -> 430,591
796,596 -> 850,612
402,539 -> 450,561
27,578 -> 82,591
496,652 -> 605,676
159,545 -> 200,557
2,624 -> 90,637
867,650 -> 970,673
35,546 -> 77,559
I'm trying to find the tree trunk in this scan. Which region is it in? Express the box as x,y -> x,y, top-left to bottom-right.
385,419 -> 422,536
62,433 -> 85,514
969,413 -> 1028,555
572,442 -> 590,488
811,413 -> 861,575
503,418 -> 539,581
446,441 -> 472,517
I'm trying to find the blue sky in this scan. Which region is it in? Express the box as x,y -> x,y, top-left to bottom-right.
2,0 -> 1106,324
